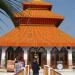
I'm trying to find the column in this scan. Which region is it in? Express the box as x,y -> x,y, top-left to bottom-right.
1,47 -> 6,68
23,47 -> 28,65
47,48 -> 50,66
68,48 -> 72,69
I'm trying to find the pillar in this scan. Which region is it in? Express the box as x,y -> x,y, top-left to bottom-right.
1,47 -> 6,68
23,47 -> 28,65
68,48 -> 72,69
47,48 -> 50,66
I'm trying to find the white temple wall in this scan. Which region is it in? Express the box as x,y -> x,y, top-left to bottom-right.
1,47 -> 8,68
45,47 -> 51,66
22,47 -> 29,65
0,46 -> 74,69
68,47 -> 72,69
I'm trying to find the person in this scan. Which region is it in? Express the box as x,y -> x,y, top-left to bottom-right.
15,57 -> 25,73
20,57 -> 25,68
32,59 -> 40,75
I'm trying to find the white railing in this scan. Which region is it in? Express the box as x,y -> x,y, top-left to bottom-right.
25,65 -> 29,75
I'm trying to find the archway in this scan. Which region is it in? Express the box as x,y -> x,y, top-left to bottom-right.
51,47 -> 68,69
15,47 -> 24,62
60,47 -> 68,68
27,47 -> 47,68
51,47 -> 59,68
5,47 -> 14,60
38,47 -> 47,67
5,47 -> 15,67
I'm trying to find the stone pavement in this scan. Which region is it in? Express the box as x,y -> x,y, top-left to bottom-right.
58,69 -> 75,75
0,72 -> 15,75
0,69 -> 75,75
0,69 -> 44,75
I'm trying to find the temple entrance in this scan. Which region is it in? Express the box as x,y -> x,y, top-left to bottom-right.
15,47 -> 24,62
59,47 -> 68,68
51,47 -> 68,69
5,47 -> 15,67
5,47 -> 24,67
27,47 -> 47,68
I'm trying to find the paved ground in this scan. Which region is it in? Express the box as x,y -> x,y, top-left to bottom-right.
58,69 -> 75,75
0,69 -> 75,75
30,69 -> 44,75
0,69 -> 44,75
0,72 -> 14,75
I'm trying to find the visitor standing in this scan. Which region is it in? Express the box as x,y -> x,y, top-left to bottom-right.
32,59 -> 40,75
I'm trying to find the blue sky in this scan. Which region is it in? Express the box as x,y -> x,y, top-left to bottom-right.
0,0 -> 75,38
49,0 -> 75,38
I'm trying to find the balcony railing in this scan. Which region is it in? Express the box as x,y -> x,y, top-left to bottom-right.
0,61 -> 62,75
15,65 -> 62,75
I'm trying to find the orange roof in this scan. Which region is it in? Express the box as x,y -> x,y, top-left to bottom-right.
0,25 -> 75,46
23,1 -> 52,5
14,10 -> 64,26
14,10 -> 64,19
14,1 -> 64,27
23,1 -> 52,6
23,1 -> 52,10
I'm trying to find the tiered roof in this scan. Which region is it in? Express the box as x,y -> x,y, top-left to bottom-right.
0,1 -> 75,46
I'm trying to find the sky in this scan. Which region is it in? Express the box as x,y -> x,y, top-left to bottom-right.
49,0 -> 75,38
0,0 -> 75,38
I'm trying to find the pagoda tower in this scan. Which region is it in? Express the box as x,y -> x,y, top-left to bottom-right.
15,0 -> 64,27
0,0 -> 75,70
0,0 -> 75,46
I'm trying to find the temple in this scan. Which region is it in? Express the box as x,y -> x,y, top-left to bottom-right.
0,0 -> 75,74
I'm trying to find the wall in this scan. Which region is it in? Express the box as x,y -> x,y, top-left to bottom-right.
0,46 -> 73,69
